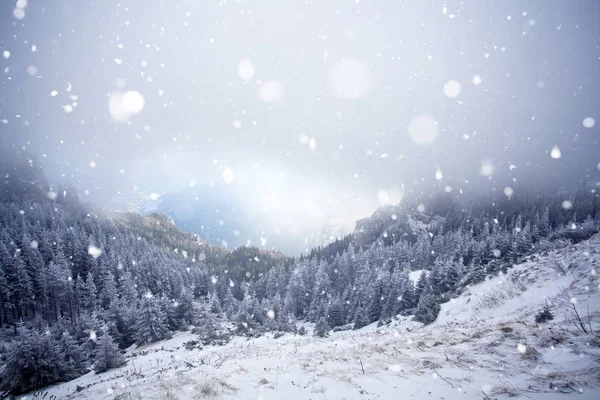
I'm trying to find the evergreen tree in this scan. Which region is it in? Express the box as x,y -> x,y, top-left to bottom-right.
13,257 -> 34,319
99,271 -> 118,310
353,307 -> 370,329
327,299 -> 344,327
134,293 -> 172,345
284,266 -> 308,318
414,270 -> 428,301
413,295 -> 441,325
367,277 -> 384,323
0,326 -> 63,394
78,272 -> 97,312
106,302 -> 136,348
314,317 -> 331,337
57,331 -> 89,379
173,287 -> 194,329
94,331 -> 126,373
398,277 -> 416,312
0,262 -> 10,326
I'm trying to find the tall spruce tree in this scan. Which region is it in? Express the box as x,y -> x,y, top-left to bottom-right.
134,292 -> 171,345
94,331 -> 126,373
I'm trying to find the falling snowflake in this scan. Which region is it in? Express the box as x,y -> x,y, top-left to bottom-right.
88,245 -> 102,258
222,167 -> 235,183
108,91 -> 145,122
443,80 -> 461,98
258,80 -> 284,103
479,162 -> 494,176
562,200 -> 573,210
408,115 -> 438,145
328,58 -> 372,99
582,117 -> 595,128
237,58 -> 255,81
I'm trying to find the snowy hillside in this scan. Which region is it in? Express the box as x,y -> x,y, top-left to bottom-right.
33,235 -> 600,400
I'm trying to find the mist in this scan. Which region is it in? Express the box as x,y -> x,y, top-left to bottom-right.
1,0 -> 599,253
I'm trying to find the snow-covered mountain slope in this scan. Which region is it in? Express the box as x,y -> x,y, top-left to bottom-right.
35,236 -> 600,400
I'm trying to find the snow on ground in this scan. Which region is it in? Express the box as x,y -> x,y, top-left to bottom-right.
409,269 -> 427,285
32,236 -> 600,399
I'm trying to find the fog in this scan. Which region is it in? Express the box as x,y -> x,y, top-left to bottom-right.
1,0 -> 599,253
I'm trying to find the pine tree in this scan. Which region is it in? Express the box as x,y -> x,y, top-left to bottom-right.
314,317 -> 331,337
367,278 -> 384,323
57,331 -> 89,379
0,262 -> 10,326
327,299 -> 344,327
469,263 -> 487,285
134,292 -> 172,345
414,270 -> 428,301
13,257 -> 34,319
398,278 -> 416,312
413,295 -> 441,325
173,287 -> 194,329
0,325 -> 63,394
99,271 -> 118,310
94,331 -> 126,373
78,272 -> 97,312
106,302 -> 136,348
353,307 -> 370,329
284,266 -> 308,318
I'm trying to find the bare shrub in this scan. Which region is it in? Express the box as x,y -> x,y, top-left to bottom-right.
521,345 -> 541,361
491,381 -> 521,397
499,326 -> 513,334
552,291 -> 594,335
198,380 -> 220,399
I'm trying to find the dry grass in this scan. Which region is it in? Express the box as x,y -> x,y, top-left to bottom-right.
521,345 -> 542,362
474,282 -> 526,312
499,326 -> 513,334
198,380 -> 220,399
490,381 -> 521,397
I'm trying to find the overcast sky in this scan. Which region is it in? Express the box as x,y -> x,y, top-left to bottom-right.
1,0 -> 599,251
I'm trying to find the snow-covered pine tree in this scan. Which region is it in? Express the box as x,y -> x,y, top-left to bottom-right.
94,330 -> 126,373
414,270 -> 428,301
172,287 -> 194,329
57,330 -> 89,379
0,325 -> 63,394
326,298 -> 344,327
398,275 -> 417,313
78,271 -> 97,312
413,294 -> 441,325
314,317 -> 331,337
134,292 -> 172,345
